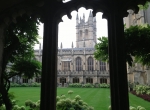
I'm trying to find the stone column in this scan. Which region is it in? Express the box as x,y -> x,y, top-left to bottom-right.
106,5 -> 129,110
40,1 -> 59,109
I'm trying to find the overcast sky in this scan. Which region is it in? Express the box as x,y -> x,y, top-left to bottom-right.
34,7 -> 108,49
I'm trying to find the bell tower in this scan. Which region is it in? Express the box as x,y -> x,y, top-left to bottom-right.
76,11 -> 97,48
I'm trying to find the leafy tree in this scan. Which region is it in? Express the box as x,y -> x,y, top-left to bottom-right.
0,14 -> 41,110
94,24 -> 150,66
94,37 -> 109,62
138,1 -> 150,10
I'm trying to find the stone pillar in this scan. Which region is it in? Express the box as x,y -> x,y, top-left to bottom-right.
40,1 -> 59,109
106,6 -> 129,110
0,25 -> 5,86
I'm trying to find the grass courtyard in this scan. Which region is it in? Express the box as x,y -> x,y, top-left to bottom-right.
9,87 -> 150,110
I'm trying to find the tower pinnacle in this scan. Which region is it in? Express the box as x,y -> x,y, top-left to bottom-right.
60,42 -> 63,49
89,10 -> 93,17
76,13 -> 79,20
83,13 -> 85,22
72,42 -> 74,48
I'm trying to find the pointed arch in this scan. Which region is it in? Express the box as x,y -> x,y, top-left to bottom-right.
87,57 -> 93,71
76,57 -> 82,71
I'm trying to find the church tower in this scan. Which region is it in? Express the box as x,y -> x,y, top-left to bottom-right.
76,11 -> 97,48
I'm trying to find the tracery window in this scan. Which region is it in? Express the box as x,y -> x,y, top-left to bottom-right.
73,78 -> 79,83
99,61 -> 106,71
62,61 -> 70,71
88,57 -> 94,71
100,78 -> 107,84
76,57 -> 82,71
86,78 -> 93,83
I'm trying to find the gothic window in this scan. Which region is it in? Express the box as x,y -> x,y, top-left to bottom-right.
35,77 -> 41,83
85,29 -> 88,35
76,57 -> 82,71
80,30 -> 82,37
100,78 -> 107,84
99,61 -> 106,71
86,78 -> 93,83
88,57 -> 94,71
62,61 -> 70,71
22,78 -> 28,83
73,78 -> 79,83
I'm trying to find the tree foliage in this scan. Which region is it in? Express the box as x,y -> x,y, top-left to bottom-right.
138,1 -> 150,10
8,58 -> 41,79
0,14 -> 41,110
94,37 -> 108,62
94,24 -> 150,66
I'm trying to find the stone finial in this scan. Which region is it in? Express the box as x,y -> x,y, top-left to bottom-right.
80,17 -> 82,22
89,10 -> 93,17
72,42 -> 74,48
60,42 -> 63,49
83,13 -> 85,22
94,17 -> 96,22
76,13 -> 79,20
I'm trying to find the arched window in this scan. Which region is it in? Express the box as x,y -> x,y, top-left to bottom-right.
80,30 -> 82,37
88,57 -> 94,71
76,57 -> 82,71
73,78 -> 79,83
99,61 -> 106,71
100,78 -> 107,84
86,78 -> 93,83
85,29 -> 88,35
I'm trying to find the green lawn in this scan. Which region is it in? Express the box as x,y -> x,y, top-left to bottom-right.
9,87 -> 150,110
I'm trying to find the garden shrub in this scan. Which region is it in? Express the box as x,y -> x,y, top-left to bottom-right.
99,83 -> 110,88
131,84 -> 150,102
108,105 -> 146,110
68,83 -> 110,88
56,91 -> 94,110
10,83 -> 41,87
1,90 -> 94,110
134,85 -> 150,95
30,82 -> 41,87
10,83 -> 21,87
69,83 -> 82,88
